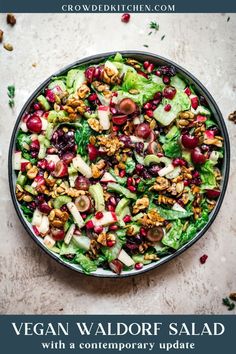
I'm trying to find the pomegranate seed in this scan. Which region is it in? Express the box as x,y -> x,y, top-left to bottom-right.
110,107 -> 117,115
86,220 -> 94,229
34,103 -> 40,110
157,152 -> 164,157
154,92 -> 162,100
184,87 -> 191,96
143,61 -> 150,70
200,254 -> 208,264
135,164 -> 144,174
95,211 -> 103,219
146,109 -> 154,117
121,13 -> 130,23
164,104 -> 171,112
109,225 -> 118,231
37,159 -> 47,169
155,70 -> 161,76
147,63 -> 155,73
123,215 -> 132,223
108,205 -> 115,212
119,170 -> 126,177
94,226 -> 103,234
140,227 -> 147,237
163,76 -> 170,84
128,185 -> 136,192
184,180 -> 190,186
47,147 -> 57,154
191,97 -> 199,110
193,171 -> 200,178
135,263 -> 143,270
46,160 -> 55,172
112,125 -> 119,132
81,213 -> 87,219
108,196 -> 117,207
107,240 -> 116,247
88,93 -> 97,101
127,177 -> 134,186
143,102 -> 152,110
135,177 -> 141,184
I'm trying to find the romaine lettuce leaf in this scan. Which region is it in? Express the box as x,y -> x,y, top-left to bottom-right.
200,160 -> 217,190
162,220 -> 183,250
118,70 -> 164,105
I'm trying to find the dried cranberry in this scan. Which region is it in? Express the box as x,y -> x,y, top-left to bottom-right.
135,142 -> 144,154
149,165 -> 161,176
159,65 -> 176,77
135,164 -> 144,175
200,254 -> 208,264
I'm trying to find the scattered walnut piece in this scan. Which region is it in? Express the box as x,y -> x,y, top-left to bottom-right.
144,254 -> 159,261
3,43 -> 13,51
140,209 -> 165,228
88,118 -> 102,132
157,195 -> 176,205
228,111 -> 236,123
91,159 -> 106,179
97,135 -> 123,156
152,176 -> 170,191
27,165 -> 38,179
32,63 -> 37,68
97,232 -> 108,246
0,29 -> 3,43
133,196 -> 149,214
49,209 -> 69,228
7,13 -> 16,26
77,84 -> 90,99
229,293 -> 236,302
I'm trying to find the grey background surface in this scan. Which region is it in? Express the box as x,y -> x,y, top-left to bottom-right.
0,13 -> 235,314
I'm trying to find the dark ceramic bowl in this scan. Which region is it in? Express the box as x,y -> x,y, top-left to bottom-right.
8,51 -> 230,277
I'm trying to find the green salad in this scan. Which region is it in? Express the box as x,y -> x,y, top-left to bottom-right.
13,53 -> 224,275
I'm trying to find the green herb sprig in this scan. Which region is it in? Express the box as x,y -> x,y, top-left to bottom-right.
7,85 -> 15,108
222,297 -> 235,311
148,21 -> 159,35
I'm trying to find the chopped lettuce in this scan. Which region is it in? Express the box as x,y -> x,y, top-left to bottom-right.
162,125 -> 181,158
16,131 -> 31,152
75,253 -> 97,274
118,70 -> 164,105
157,207 -> 193,220
125,157 -> 136,174
200,160 -> 217,190
162,220 -> 183,250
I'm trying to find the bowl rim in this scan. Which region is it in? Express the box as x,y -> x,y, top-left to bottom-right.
8,50 -> 230,278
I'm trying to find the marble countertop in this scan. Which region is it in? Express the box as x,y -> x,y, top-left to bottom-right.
0,13 -> 235,314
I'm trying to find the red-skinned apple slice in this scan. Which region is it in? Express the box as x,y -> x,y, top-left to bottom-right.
112,115 -> 128,125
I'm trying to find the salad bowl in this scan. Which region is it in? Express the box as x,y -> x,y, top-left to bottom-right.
8,51 -> 230,277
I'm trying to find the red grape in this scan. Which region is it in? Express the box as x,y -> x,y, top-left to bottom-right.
26,116 -> 42,133
135,123 -> 151,139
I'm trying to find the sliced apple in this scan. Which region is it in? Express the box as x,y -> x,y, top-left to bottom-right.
38,215 -> 50,234
44,235 -> 56,249
72,155 -> 92,179
13,151 -> 22,170
98,106 -> 111,130
32,208 -> 43,227
100,172 -> 117,183
118,249 -> 135,267
92,211 -> 118,227
67,202 -> 85,228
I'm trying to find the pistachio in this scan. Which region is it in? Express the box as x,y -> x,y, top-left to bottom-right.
3,43 -> 13,51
